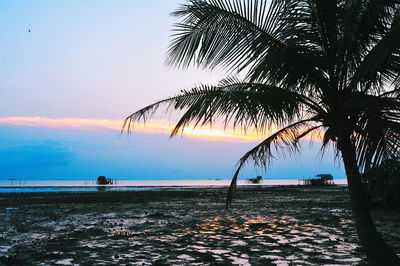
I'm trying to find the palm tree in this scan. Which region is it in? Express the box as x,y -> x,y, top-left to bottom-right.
124,0 -> 400,264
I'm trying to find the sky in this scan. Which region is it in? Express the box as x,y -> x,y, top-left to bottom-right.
0,0 -> 345,181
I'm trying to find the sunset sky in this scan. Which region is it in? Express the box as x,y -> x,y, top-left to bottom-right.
0,0 -> 345,180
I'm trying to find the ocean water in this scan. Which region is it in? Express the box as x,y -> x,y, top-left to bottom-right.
0,178 -> 347,193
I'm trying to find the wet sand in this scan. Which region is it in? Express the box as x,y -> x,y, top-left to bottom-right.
0,186 -> 399,265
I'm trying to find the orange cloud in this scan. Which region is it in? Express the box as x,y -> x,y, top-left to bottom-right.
0,116 -> 322,142
0,116 -> 265,142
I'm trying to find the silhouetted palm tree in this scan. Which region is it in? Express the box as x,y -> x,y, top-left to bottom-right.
125,1 -> 400,264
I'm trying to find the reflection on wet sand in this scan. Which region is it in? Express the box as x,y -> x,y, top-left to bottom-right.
0,186 -> 399,265
185,215 -> 361,265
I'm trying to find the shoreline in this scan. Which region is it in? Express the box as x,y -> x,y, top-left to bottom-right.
0,184 -> 347,194
0,179 -> 348,193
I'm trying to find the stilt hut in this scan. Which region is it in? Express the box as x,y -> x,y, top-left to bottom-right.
247,176 -> 263,184
301,174 -> 334,186
96,176 -> 113,185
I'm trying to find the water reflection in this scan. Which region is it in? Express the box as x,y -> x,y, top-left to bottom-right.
183,215 -> 362,264
1,187 -> 375,265
96,186 -> 107,192
2,211 -> 364,265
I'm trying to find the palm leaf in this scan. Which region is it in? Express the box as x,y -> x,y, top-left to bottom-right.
348,94 -> 400,171
226,118 -> 322,206
348,23 -> 400,92
167,0 -> 330,92
124,82 -> 310,136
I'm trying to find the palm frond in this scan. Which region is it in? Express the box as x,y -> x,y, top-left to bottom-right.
349,95 -> 400,171
124,81 -> 311,136
167,0 -> 330,93
168,0 -> 285,69
226,118 -> 322,206
336,0 -> 400,93
348,22 -> 400,93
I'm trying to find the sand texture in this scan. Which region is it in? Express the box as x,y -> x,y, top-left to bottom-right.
0,186 -> 399,265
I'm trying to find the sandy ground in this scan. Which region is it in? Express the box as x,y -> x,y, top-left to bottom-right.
0,186 -> 399,265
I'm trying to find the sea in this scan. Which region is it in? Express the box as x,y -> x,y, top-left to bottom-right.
0,178 -> 348,193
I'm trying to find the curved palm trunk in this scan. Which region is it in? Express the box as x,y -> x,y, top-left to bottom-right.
338,137 -> 400,266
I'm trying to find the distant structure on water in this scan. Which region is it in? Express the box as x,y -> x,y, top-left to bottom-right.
247,176 -> 263,184
299,174 -> 335,186
96,176 -> 113,185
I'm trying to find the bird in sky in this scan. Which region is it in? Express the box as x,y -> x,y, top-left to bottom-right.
28,29 -> 31,32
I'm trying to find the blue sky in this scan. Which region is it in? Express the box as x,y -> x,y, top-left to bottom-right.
0,1 -> 345,181
0,0 -> 221,119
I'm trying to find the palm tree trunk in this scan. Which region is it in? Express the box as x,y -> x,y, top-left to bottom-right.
337,137 -> 400,266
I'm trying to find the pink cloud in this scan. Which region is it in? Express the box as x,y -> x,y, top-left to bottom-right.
0,116 -> 265,142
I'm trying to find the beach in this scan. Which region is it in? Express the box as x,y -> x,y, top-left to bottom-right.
1,186 -> 399,265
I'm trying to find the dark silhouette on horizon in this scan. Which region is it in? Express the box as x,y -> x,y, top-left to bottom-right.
96,176 -> 113,185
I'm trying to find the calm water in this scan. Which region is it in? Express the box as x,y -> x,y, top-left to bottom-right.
0,179 -> 347,193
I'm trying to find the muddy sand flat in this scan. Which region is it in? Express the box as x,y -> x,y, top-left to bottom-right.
0,186 -> 399,265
